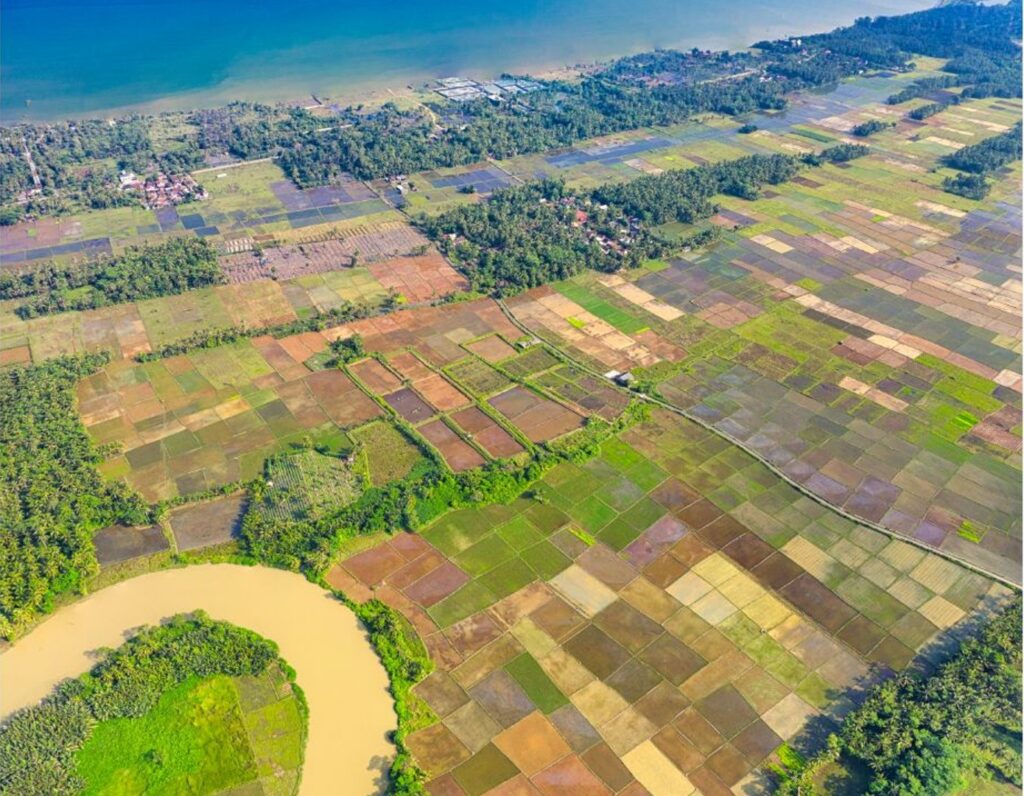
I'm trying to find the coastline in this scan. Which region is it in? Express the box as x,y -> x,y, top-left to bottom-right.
1,0 -> 937,124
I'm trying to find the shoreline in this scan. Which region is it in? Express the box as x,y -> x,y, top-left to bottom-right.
2,53 -> 619,125
0,0 -> 937,125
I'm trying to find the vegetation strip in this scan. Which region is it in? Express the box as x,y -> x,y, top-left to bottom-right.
0,237 -> 221,318
418,147 -> 867,296
1,2 -> 1018,222
773,595 -> 1022,794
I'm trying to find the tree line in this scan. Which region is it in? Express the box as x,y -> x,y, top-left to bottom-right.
942,122 -> 1022,200
774,594 -> 1022,795
418,146 -> 868,296
0,354 -> 149,639
2,2 -> 1017,221
1,237 -> 222,318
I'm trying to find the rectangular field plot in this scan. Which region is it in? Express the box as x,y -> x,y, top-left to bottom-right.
447,358 -> 514,397
168,494 -> 247,551
420,419 -> 486,472
257,450 -> 361,521
415,373 -> 472,412
349,358 -> 403,393
465,335 -> 518,364
488,386 -> 585,443
94,524 -> 169,566
429,165 -> 514,194
451,406 -> 525,458
350,420 -> 425,486
385,387 -> 437,424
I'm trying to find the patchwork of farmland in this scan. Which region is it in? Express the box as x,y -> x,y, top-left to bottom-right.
0,56 -> 1019,796
1,252 -> 466,365
505,95 -> 1023,584
326,407 -> 1012,795
76,296 -> 600,499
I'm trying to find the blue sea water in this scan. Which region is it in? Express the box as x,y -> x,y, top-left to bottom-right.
1,0 -> 932,122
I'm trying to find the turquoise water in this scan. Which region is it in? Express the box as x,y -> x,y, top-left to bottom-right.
2,0 -> 931,122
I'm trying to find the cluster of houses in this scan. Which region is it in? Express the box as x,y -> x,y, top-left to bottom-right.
544,194 -> 644,257
434,77 -> 542,103
120,170 -> 207,209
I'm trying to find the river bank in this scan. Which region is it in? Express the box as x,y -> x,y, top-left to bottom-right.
0,564 -> 396,796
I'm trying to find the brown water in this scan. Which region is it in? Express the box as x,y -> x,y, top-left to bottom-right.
0,564 -> 395,796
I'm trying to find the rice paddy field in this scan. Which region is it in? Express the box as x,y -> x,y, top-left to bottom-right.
0,159 -> 397,266
74,295 -> 603,500
0,251 -> 466,366
505,94 -> 1023,584
326,405 -> 1013,795
0,58 -> 1020,795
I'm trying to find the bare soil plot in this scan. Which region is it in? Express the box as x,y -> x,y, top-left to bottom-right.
367,254 -> 469,303
420,419 -> 487,472
451,407 -> 525,458
415,373 -> 472,412
465,335 -> 518,363
305,369 -> 383,426
169,493 -> 247,551
93,524 -> 169,565
349,358 -> 403,393
385,387 -> 436,424
489,386 -> 585,442
389,351 -> 434,381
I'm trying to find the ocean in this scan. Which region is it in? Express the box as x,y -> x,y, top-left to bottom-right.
2,0 -> 933,122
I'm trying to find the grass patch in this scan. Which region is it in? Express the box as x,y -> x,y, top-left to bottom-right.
76,665 -> 303,795
505,653 -> 569,713
350,420 -> 424,486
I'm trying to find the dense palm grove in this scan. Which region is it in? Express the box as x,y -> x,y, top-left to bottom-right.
776,595 -> 1022,795
0,237 -> 222,317
942,122 -> 1023,199
0,1 -> 1019,219
0,615 -> 284,794
420,147 -> 867,295
0,355 -> 148,638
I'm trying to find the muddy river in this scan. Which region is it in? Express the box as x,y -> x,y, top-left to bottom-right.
0,564 -> 395,795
